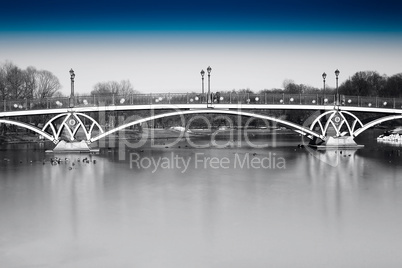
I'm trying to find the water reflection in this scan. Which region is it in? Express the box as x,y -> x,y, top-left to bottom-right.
307,148 -> 360,183
45,154 -> 105,239
377,139 -> 402,147
1,133 -> 402,267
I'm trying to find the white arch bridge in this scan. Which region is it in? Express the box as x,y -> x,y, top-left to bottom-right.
1,93 -> 402,149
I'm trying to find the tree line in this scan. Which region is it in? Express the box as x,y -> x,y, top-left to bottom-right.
1,61 -> 401,100
215,71 -> 402,98
90,80 -> 140,96
339,71 -> 402,97
0,61 -> 62,100
0,62 -> 140,101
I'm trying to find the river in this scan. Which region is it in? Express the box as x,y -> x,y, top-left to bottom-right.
1,129 -> 402,268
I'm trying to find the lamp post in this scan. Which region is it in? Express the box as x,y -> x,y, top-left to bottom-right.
335,69 -> 340,105
322,72 -> 326,104
200,69 -> 205,102
207,66 -> 212,104
69,68 -> 75,108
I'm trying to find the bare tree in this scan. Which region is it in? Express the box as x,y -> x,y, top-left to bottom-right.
52,91 -> 65,98
91,79 -> 140,96
92,82 -> 113,95
119,80 -> 139,96
282,79 -> 295,89
22,66 -> 37,99
339,71 -> 385,96
109,81 -> 120,94
0,62 -> 62,100
4,62 -> 25,99
35,70 -> 61,99
0,66 -> 7,100
382,73 -> 402,97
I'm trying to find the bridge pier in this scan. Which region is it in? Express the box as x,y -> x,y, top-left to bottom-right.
307,110 -> 366,149
52,140 -> 93,153
309,136 -> 364,149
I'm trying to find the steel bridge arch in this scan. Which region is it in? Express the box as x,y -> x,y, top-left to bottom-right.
309,110 -> 364,137
90,109 -> 325,143
41,112 -> 104,141
353,115 -> 402,137
0,119 -> 55,142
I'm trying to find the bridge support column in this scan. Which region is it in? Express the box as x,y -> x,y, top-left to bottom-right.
307,110 -> 366,149
52,140 -> 91,153
309,136 -> 363,149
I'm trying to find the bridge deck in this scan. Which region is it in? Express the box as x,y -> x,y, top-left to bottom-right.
1,93 -> 402,117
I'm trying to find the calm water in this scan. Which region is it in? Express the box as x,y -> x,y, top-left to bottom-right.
1,130 -> 402,268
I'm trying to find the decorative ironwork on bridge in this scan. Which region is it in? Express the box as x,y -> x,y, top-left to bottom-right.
309,111 -> 364,137
42,112 -> 104,143
1,93 -> 402,150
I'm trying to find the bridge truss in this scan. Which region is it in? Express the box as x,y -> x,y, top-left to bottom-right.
1,96 -> 402,146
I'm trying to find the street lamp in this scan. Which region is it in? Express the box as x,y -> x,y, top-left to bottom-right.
335,69 -> 340,105
200,69 -> 205,102
207,66 -> 212,104
69,68 -> 75,108
322,72 -> 326,104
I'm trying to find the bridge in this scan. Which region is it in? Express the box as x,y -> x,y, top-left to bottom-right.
1,92 -> 402,151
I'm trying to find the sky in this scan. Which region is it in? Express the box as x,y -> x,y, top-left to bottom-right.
1,0 -> 402,96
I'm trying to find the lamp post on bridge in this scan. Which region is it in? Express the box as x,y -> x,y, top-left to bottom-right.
322,72 -> 326,104
69,68 -> 75,108
207,66 -> 212,104
200,69 -> 205,102
335,69 -> 340,105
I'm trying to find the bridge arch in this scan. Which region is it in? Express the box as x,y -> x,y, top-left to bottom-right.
42,112 -> 104,141
309,110 -> 364,137
353,115 -> 402,137
90,109 -> 325,142
0,119 -> 55,142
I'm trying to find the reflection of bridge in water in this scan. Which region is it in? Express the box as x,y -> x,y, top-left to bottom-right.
1,92 -> 402,151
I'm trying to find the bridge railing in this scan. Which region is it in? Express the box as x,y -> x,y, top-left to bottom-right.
341,95 -> 402,108
2,97 -> 71,111
212,93 -> 341,106
72,93 -> 210,106
2,93 -> 402,112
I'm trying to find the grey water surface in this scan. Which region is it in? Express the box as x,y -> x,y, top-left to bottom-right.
1,130 -> 402,268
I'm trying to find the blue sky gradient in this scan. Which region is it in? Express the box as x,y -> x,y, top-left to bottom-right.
1,0 -> 402,94
2,0 -> 402,32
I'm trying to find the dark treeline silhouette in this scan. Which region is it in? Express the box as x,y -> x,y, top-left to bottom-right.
0,61 -> 63,134
339,71 -> 402,98
217,71 -> 402,98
